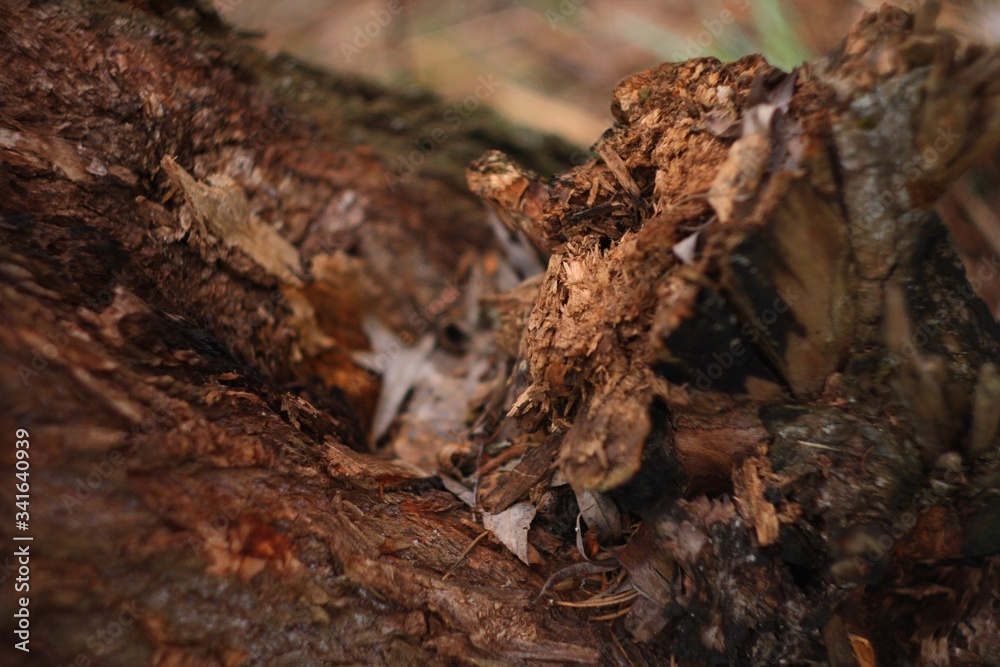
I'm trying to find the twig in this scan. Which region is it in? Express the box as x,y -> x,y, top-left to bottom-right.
797,440 -> 838,451
442,530 -> 490,581
536,559 -> 620,601
861,445 -> 875,475
554,589 -> 638,608
591,605 -> 634,622
609,628 -> 637,667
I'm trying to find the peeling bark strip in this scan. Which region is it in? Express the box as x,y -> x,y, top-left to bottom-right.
470,3 -> 1000,664
2,0 -> 1000,666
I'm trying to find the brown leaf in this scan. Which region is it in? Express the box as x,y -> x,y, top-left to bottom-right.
574,488 -> 623,545
161,156 -> 303,286
616,525 -> 674,608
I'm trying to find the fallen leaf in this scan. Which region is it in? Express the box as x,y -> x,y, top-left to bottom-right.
161,156 -> 303,286
707,101 -> 778,224
481,502 -> 537,565
574,488 -> 622,544
354,316 -> 436,443
616,525 -> 674,607
703,107 -> 741,138
439,475 -> 476,507
672,231 -> 700,265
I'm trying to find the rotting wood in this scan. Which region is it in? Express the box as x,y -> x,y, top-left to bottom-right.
468,3 -> 1000,664
2,1 -> 1000,666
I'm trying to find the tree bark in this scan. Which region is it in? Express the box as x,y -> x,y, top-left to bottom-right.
1,1 -> 999,666
0,1 -> 597,665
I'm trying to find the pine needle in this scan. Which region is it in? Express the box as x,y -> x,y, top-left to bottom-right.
591,605 -> 634,622
442,530 -> 490,581
554,589 -> 638,608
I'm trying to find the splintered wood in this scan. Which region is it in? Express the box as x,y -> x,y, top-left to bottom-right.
468,4 -> 1000,664
471,53 -> 838,494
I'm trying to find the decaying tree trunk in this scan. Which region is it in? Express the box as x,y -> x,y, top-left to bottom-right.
466,4 -> 1000,664
2,1 -> 1000,665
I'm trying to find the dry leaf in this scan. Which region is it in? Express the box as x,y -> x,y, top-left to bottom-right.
391,354 -> 492,473
616,525 -> 674,607
704,107 -> 741,139
708,105 -> 776,224
672,231 -> 700,266
161,156 -> 303,286
850,633 -> 877,667
574,488 -> 622,544
481,502 -> 537,565
706,71 -> 798,225
354,317 -> 436,443
439,475 -> 476,507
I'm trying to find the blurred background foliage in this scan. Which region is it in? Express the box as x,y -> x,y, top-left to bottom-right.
216,0 -> 1000,314
216,0 -> 995,145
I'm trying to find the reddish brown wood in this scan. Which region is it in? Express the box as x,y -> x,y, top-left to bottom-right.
2,1 -> 1000,666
